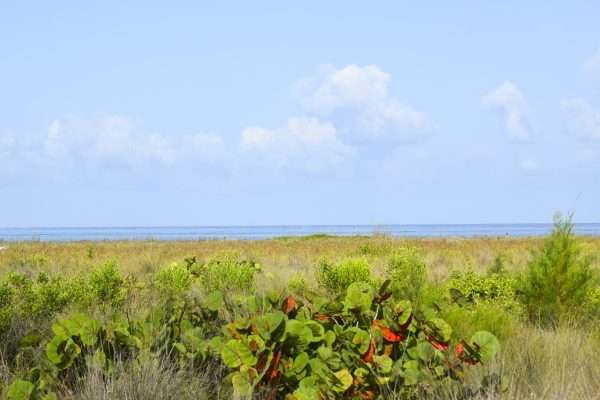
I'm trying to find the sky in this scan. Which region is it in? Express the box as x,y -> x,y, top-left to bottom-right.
1,1 -> 600,227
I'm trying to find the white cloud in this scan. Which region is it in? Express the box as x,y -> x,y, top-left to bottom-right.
561,98 -> 600,140
44,114 -> 225,167
296,64 -> 431,140
240,116 -> 355,171
482,81 -> 533,141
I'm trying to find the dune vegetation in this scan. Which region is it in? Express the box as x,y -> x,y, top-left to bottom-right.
1,216 -> 600,399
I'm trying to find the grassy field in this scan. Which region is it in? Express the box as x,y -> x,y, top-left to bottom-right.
1,225 -> 600,399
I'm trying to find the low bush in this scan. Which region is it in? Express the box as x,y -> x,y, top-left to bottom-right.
386,247 -> 427,305
446,270 -> 522,314
88,261 -> 128,309
192,253 -> 261,293
441,302 -> 520,342
154,262 -> 193,298
518,214 -> 595,325
315,257 -> 372,293
287,272 -> 309,295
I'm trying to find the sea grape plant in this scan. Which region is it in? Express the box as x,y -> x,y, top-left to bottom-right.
219,280 -> 500,399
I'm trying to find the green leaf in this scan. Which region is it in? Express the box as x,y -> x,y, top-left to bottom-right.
46,335 -> 67,365
401,360 -> 421,385
348,327 -> 370,354
293,352 -> 310,372
374,354 -> 393,374
208,336 -> 223,353
286,319 -> 313,347
80,319 -> 100,346
469,331 -> 500,362
19,331 -> 43,349
428,318 -> 452,343
394,300 -> 413,326
6,379 -> 34,400
206,290 -> 224,311
303,321 -> 325,342
332,368 -> 353,393
317,346 -> 333,360
255,311 -> 286,342
344,282 -> 373,312
231,371 -> 252,397
417,341 -> 436,362
324,330 -> 336,347
294,376 -> 321,400
221,340 -> 257,368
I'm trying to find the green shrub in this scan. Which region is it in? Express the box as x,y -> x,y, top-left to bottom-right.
447,270 -> 522,314
0,280 -> 14,333
442,302 -> 520,342
88,261 -> 127,308
583,286 -> 600,320
0,272 -> 85,335
316,257 -> 372,293
154,262 -> 193,298
193,253 -> 260,293
386,247 -> 427,304
518,214 -> 595,325
287,272 -> 308,295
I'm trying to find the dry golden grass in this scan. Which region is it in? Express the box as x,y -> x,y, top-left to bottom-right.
2,236 -> 599,280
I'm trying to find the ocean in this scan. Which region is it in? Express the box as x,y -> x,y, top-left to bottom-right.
0,223 -> 599,242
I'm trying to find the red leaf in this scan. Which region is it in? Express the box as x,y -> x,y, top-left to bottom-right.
284,295 -> 296,314
361,339 -> 376,363
269,350 -> 282,379
382,328 -> 402,343
454,342 -> 464,358
431,339 -> 449,351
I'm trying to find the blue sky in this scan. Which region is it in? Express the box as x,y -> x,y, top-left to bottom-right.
1,1 -> 599,227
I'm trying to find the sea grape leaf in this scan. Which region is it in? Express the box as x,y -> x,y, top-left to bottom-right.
344,282 -> 373,312
374,354 -> 393,374
294,376 -> 321,400
401,360 -> 421,385
6,379 -> 34,400
293,352 -> 310,372
348,327 -> 370,354
324,330 -> 336,347
303,321 -> 325,342
255,311 -> 285,341
231,371 -> 252,397
417,341 -> 436,362
221,339 -> 257,368
332,368 -> 353,393
206,290 -> 224,312
469,331 -> 500,362
428,318 -> 452,343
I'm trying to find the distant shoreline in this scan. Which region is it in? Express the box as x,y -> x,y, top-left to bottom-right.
1,223 -> 600,242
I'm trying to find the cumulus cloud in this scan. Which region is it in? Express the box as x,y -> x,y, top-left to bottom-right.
43,114 -> 226,167
482,81 -> 533,141
295,64 -> 430,141
561,98 -> 600,141
240,116 -> 355,172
